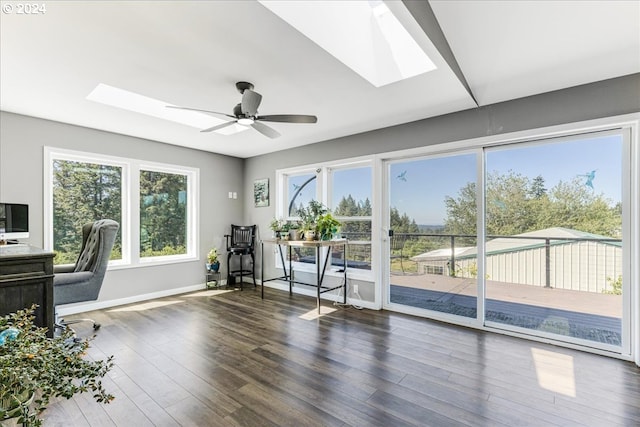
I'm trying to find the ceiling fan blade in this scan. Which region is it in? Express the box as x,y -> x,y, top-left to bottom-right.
251,121 -> 281,139
257,114 -> 318,123
200,121 -> 236,133
167,105 -> 235,119
241,89 -> 262,116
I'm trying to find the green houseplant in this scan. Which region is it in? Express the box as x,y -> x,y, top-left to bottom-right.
206,247 -> 220,272
317,212 -> 341,240
269,218 -> 287,239
297,201 -> 341,241
0,305 -> 114,426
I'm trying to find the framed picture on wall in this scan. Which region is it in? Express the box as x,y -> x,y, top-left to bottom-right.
254,178 -> 269,207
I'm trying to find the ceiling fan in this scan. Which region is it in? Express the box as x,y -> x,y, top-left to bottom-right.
167,81 -> 317,139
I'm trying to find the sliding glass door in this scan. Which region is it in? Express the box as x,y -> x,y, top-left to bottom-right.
383,128 -> 629,353
483,131 -> 627,350
386,153 -> 478,320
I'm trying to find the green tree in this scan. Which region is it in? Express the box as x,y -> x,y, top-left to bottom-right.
529,175 -> 547,199
139,171 -> 187,255
52,160 -> 122,264
444,171 -> 621,238
389,207 -> 419,234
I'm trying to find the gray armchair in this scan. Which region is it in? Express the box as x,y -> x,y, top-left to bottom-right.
54,219 -> 119,331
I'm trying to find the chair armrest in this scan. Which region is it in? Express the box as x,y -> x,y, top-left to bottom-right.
54,264 -> 76,274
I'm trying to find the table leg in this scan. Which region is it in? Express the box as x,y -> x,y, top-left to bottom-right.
261,241 -> 264,299
288,246 -> 293,295
343,242 -> 347,304
316,246 -> 321,313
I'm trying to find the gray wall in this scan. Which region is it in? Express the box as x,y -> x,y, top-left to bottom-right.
244,73 -> 640,299
1,74 -> 638,307
0,111 -> 244,303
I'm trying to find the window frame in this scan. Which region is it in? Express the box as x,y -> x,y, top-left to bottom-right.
44,147 -> 199,269
276,158 -> 374,280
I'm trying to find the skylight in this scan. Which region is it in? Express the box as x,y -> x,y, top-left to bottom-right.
86,84 -> 247,135
259,0 -> 436,87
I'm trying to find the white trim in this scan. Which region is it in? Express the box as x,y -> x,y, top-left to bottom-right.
378,112 -> 640,160
376,112 -> 639,361
56,283 -> 206,316
275,159 -> 375,282
476,147 -> 486,329
628,120 -> 640,368
44,147 -> 200,268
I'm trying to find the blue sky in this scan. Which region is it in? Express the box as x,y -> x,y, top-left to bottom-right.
288,134 -> 623,225
391,134 -> 622,225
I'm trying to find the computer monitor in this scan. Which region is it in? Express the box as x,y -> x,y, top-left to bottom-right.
0,203 -> 29,243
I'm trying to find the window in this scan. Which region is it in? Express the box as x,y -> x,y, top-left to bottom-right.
276,161 -> 373,277
483,131 -> 626,348
284,171 -> 319,265
287,172 -> 317,216
51,158 -> 123,264
140,169 -> 188,258
45,148 -> 198,267
330,166 -> 372,271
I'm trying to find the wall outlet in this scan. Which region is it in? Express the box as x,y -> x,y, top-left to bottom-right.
353,284 -> 359,294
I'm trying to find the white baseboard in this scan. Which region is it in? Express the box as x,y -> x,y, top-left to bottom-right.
262,280 -> 378,311
57,279 -> 378,316
56,283 -> 206,316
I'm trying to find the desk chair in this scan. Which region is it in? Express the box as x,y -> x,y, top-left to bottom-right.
225,224 -> 256,290
54,219 -> 119,331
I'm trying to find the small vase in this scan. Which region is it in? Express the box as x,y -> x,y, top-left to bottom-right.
211,261 -> 220,272
305,230 -> 316,241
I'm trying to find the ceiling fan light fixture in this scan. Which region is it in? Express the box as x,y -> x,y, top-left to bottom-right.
237,117 -> 255,126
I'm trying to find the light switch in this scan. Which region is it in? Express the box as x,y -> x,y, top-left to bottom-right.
228,192 -> 233,199
232,192 -> 237,199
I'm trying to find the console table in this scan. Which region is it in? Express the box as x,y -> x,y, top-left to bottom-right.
261,239 -> 347,313
0,246 -> 55,336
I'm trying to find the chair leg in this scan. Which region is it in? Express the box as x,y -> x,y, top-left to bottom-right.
227,253 -> 232,286
251,253 -> 256,287
55,317 -> 101,340
239,254 -> 244,291
61,318 -> 101,330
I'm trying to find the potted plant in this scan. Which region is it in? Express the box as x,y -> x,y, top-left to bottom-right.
207,248 -> 220,272
279,221 -> 291,240
0,305 -> 114,426
269,217 -> 286,239
288,220 -> 302,241
317,212 -> 341,240
297,200 -> 337,241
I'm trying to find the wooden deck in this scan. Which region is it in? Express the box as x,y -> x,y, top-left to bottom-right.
390,273 -> 623,346
42,286 -> 639,426
390,273 -> 621,317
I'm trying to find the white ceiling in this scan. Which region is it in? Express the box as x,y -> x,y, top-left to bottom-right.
1,1 -> 638,159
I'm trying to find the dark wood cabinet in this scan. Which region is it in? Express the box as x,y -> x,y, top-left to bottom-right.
0,246 -> 55,336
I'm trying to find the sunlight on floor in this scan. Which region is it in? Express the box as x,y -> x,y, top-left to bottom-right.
183,289 -> 235,298
299,306 -> 337,320
531,347 -> 576,397
108,300 -> 184,312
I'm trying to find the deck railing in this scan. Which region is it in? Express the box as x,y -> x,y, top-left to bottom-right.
339,231 -> 622,293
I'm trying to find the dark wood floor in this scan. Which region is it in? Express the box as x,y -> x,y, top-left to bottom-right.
43,286 -> 640,426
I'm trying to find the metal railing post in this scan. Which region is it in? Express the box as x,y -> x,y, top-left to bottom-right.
545,238 -> 551,288
450,235 -> 456,277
